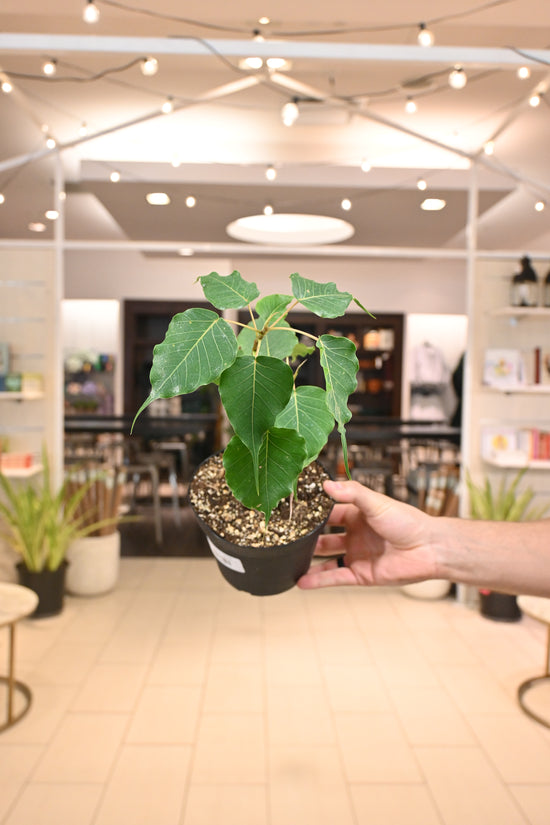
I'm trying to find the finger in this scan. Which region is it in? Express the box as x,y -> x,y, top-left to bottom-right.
324,479 -> 389,516
297,560 -> 356,589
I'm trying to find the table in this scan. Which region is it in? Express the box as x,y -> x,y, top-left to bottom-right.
0,583 -> 38,733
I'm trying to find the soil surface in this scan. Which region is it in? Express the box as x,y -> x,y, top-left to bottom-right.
188,454 -> 333,547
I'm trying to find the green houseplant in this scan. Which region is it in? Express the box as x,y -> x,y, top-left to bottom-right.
134,270 -> 369,594
466,467 -> 549,621
0,452 -> 122,616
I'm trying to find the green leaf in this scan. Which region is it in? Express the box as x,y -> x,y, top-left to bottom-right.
199,270 -> 260,309
290,273 -> 353,318
290,342 -> 315,360
133,308 -> 237,423
255,293 -> 293,322
275,386 -> 334,468
219,355 -> 294,487
317,334 -> 358,477
238,318 -> 298,359
223,429 -> 307,523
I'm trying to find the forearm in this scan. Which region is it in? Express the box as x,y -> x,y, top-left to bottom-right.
432,517 -> 550,597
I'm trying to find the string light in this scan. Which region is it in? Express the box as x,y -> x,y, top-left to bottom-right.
42,59 -> 57,76
449,67 -> 467,89
185,196 -> 196,207
140,57 -> 159,76
263,204 -> 274,215
83,0 -> 100,24
265,165 -> 277,181
341,198 -> 352,211
405,97 -> 417,114
417,23 -> 434,47
281,100 -> 299,126
517,66 -> 531,80
161,97 -> 174,114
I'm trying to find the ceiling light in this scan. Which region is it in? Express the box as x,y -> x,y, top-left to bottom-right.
483,140 -> 495,156
140,57 -> 159,76
535,200 -> 546,212
265,165 -> 277,181
45,136 -> 56,149
178,248 -> 194,256
405,97 -> 417,114
341,198 -> 352,211
226,214 -> 355,245
110,171 -> 120,182
59,191 -> 66,201
263,204 -> 274,215
146,192 -> 170,205
448,67 -> 467,90
79,122 -> 88,136
1,79 -> 13,94
45,209 -> 59,220
281,100 -> 299,126
266,57 -> 292,71
417,23 -> 434,47
517,66 -> 531,80
421,198 -> 446,211
28,222 -> 46,232
529,93 -> 541,107
161,97 -> 174,114
83,0 -> 100,23
185,196 -> 196,208
360,159 -> 372,173
252,30 -> 265,42
240,56 -> 263,70
258,16 -> 270,25
42,59 -> 57,76
416,178 -> 427,191
170,154 -> 182,168
0,194 -> 5,205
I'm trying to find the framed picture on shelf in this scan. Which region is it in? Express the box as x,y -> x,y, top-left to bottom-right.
483,348 -> 525,388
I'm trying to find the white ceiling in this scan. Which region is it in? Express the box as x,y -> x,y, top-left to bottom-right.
1,0 -> 550,257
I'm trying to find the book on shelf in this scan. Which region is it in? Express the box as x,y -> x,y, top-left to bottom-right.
481,425 -> 550,463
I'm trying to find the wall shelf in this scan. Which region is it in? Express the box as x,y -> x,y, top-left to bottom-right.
489,306 -> 550,320
0,464 -> 43,478
482,384 -> 550,394
0,391 -> 44,401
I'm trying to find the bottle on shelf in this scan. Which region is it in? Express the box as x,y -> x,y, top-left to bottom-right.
510,255 -> 538,307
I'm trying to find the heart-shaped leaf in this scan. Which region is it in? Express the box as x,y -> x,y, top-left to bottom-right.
238,318 -> 298,359
133,308 -> 237,422
255,293 -> 293,323
290,273 -> 353,318
223,429 -> 307,522
275,386 -> 334,467
199,270 -> 260,309
317,334 -> 358,476
219,355 -> 294,487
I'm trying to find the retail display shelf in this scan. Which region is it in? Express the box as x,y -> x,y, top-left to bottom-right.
0,463 -> 43,478
0,391 -> 44,401
489,306 -> 550,320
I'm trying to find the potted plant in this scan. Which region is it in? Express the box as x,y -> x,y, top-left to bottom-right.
133,270 -> 370,595
0,451 -> 121,616
466,467 -> 549,621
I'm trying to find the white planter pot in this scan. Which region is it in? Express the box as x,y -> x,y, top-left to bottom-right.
400,580 -> 451,600
66,531 -> 120,596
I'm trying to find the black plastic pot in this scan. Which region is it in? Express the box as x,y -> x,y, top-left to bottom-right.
16,561 -> 68,618
189,460 -> 333,597
479,590 -> 521,622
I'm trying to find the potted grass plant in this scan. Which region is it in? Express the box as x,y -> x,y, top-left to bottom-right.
0,451 -> 122,616
466,467 -> 549,621
133,270 -> 370,595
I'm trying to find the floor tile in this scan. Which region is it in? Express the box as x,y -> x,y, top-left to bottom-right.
0,745 -> 43,821
266,684 -> 335,745
190,713 -> 266,784
510,784 -> 550,825
389,684 -> 475,745
350,783 -> 442,825
181,784 -> 268,825
125,685 -> 201,743
2,783 -> 102,825
465,712 -> 550,783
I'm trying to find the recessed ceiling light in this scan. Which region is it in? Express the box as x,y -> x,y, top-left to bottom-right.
185,196 -> 196,208
226,213 -> 355,245
178,248 -> 194,256
421,198 -> 446,211
45,209 -> 59,220
146,192 -> 170,205
28,222 -> 46,232
239,57 -> 263,70
266,57 -> 292,71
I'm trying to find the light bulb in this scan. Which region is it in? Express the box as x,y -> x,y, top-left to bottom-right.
42,59 -> 57,76
45,209 -> 59,220
360,159 -> 372,173
0,193 -> 5,205
341,198 -> 352,211
146,192 -> 170,205
535,200 -> 546,212
417,23 -> 434,47
405,97 -> 417,114
253,29 -> 265,42
1,80 -> 13,94
140,57 -> 159,76
281,100 -> 299,126
263,204 -> 273,215
28,222 -> 46,232
241,57 -> 263,70
161,97 -> 174,114
266,57 -> 290,71
449,67 -> 467,89
416,178 -> 427,191
258,16 -> 270,25
517,66 -> 531,80
110,171 -> 120,182
484,140 -> 495,155
45,136 -> 56,149
265,165 -> 277,181
529,93 -> 541,107
83,0 -> 100,23
421,198 -> 446,211
185,196 -> 196,208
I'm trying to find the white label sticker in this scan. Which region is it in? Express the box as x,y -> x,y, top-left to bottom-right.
207,538 -> 245,574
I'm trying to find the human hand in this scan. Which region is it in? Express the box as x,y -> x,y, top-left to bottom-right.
297,479 -> 441,589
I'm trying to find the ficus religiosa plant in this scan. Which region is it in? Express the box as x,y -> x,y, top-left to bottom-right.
133,271 -> 370,523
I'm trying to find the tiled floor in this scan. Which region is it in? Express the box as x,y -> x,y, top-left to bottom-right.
1,557 -> 550,825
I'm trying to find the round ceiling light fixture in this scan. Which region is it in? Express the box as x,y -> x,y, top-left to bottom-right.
226,213 -> 355,245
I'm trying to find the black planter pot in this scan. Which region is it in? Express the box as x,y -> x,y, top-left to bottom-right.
479,590 -> 521,622
189,458 -> 333,597
16,561 -> 68,618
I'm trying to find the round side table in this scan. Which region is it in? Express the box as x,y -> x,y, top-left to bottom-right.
0,582 -> 38,733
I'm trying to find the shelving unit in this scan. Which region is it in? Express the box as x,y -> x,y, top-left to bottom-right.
0,391 -> 45,401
